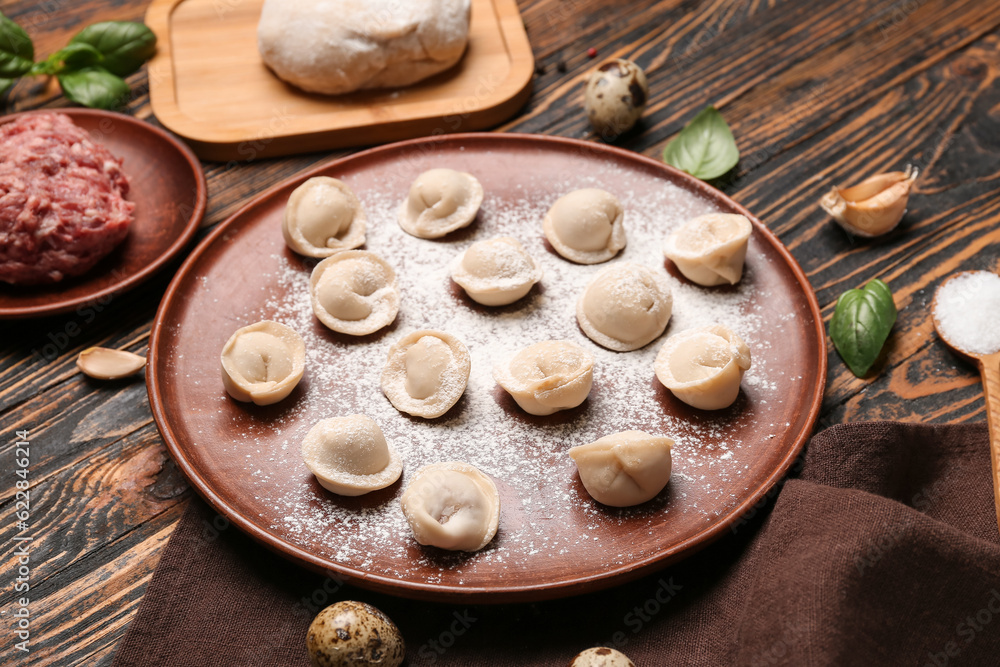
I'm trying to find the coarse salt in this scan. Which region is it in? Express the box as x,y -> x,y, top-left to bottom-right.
934,271 -> 1000,356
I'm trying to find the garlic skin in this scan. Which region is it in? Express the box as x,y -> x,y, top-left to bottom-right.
819,165 -> 918,237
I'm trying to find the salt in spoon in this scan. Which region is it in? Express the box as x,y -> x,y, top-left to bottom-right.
931,270 -> 1000,533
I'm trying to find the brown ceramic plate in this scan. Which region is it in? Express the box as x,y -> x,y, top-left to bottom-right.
0,109 -> 207,319
148,133 -> 826,603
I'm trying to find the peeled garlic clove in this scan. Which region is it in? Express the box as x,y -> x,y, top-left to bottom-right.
76,347 -> 145,380
819,165 -> 918,237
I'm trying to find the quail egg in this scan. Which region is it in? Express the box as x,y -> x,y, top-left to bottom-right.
584,59 -> 648,139
570,647 -> 636,666
306,601 -> 405,667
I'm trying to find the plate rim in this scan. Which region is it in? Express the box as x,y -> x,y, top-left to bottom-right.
148,132 -> 827,602
0,108 -> 208,319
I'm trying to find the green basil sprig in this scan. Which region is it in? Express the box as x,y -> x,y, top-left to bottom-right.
0,13 -> 34,94
829,279 -> 898,377
0,14 -> 156,108
662,106 -> 740,180
58,67 -> 131,109
70,21 -> 157,77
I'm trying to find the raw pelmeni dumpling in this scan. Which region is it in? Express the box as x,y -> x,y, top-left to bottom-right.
450,237 -> 542,306
398,168 -> 483,239
493,340 -> 594,415
576,262 -> 672,351
400,461 -> 500,551
282,176 -> 366,257
543,188 -> 626,264
300,415 -> 403,496
654,324 -> 751,410
569,431 -> 673,507
381,330 -> 471,418
220,320 -> 305,405
310,250 -> 400,335
663,213 -> 752,286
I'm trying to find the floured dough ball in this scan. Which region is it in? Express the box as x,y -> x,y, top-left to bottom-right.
301,415 -> 403,496
543,189 -> 626,264
576,262 -> 672,352
400,461 -> 500,551
398,168 -> 483,239
310,250 -> 400,335
569,431 -> 673,507
663,213 -> 752,286
257,0 -> 471,95
282,177 -> 365,257
654,324 -> 751,410
493,340 -> 594,415
220,321 -> 305,405
381,330 -> 471,418
450,237 -> 543,306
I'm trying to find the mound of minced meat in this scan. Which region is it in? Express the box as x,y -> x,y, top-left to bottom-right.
0,112 -> 135,285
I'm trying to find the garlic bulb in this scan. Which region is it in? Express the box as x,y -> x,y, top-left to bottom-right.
819,165 -> 918,237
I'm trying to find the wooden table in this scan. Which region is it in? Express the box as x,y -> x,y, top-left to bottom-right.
2,0 -> 999,663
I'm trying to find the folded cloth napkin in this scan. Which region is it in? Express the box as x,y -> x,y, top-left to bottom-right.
112,422 -> 1000,666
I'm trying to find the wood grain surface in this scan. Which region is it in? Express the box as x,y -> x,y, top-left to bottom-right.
2,0 -> 1000,663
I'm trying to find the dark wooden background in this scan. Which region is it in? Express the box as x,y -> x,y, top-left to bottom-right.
2,0 -> 999,663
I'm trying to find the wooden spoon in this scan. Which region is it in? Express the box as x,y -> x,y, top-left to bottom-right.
932,271 -> 1000,534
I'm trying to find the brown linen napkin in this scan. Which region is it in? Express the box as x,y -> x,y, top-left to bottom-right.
112,422 -> 1000,666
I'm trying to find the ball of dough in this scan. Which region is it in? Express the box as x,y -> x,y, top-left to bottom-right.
257,0 -> 471,95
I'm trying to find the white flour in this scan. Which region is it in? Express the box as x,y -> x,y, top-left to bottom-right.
197,161 -> 800,581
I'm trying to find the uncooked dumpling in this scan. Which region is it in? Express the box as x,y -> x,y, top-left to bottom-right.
310,250 -> 400,335
450,237 -> 543,306
543,188 -> 626,264
257,0 -> 471,95
569,431 -> 673,507
576,262 -> 672,352
493,340 -> 593,415
398,168 -> 483,239
220,321 -> 305,405
400,461 -> 500,551
381,330 -> 471,418
663,213 -> 752,286
282,177 -> 366,257
301,415 -> 403,496
654,324 -> 751,410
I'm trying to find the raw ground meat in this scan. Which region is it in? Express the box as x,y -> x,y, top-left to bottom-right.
0,112 -> 135,285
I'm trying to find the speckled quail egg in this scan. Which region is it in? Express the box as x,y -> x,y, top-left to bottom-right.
569,646 -> 636,667
585,59 -> 648,139
306,601 -> 405,667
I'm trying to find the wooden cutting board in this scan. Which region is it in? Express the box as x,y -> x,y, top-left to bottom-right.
145,0 -> 534,161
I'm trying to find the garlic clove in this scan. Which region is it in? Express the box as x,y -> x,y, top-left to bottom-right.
76,347 -> 146,380
820,165 -> 918,237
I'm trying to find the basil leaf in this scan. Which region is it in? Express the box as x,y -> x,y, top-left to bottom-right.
57,42 -> 104,70
829,279 -> 898,377
0,77 -> 13,95
662,106 -> 740,180
70,21 -> 156,77
58,67 -> 129,109
0,12 -> 34,78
